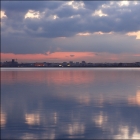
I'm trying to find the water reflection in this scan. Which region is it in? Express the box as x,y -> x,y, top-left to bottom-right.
1,68 -> 140,139
93,111 -> 108,128
67,122 -> 85,138
115,126 -> 140,139
25,113 -> 40,125
0,111 -> 6,128
128,90 -> 140,106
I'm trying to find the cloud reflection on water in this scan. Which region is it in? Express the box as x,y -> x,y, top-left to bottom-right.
0,111 -> 6,128
114,126 -> 140,139
128,90 -> 140,106
1,68 -> 140,139
25,113 -> 40,125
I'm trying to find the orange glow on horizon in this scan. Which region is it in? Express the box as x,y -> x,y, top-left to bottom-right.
1,52 -> 95,62
1,52 -> 140,63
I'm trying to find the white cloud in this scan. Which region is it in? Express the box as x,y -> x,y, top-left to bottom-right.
101,4 -> 110,8
0,11 -> 7,19
77,32 -> 112,36
93,32 -> 113,35
117,1 -> 130,7
133,1 -> 139,5
53,15 -> 59,20
66,1 -> 85,10
69,14 -> 80,19
92,10 -> 108,17
77,32 -> 91,36
25,10 -> 40,19
126,31 -> 140,39
47,14 -> 59,20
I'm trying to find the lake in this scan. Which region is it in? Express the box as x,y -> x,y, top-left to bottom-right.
1,68 -> 140,139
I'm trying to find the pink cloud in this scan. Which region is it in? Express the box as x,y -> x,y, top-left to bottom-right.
1,52 -> 96,62
1,52 -> 140,63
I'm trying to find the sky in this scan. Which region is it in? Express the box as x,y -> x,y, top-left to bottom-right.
1,1 -> 140,63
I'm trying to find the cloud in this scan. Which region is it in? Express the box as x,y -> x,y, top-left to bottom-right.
1,52 -> 95,63
1,32 -> 140,55
70,55 -> 75,57
0,10 -> 7,19
126,31 -> 140,39
24,10 -> 41,19
1,1 -> 140,60
1,1 -> 140,38
92,10 -> 108,17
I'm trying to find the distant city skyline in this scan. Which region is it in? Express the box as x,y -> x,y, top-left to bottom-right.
1,1 -> 140,62
1,59 -> 140,68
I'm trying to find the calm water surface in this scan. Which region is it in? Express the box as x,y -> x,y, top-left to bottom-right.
1,68 -> 140,139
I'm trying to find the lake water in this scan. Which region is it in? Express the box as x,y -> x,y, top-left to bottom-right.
1,68 -> 140,139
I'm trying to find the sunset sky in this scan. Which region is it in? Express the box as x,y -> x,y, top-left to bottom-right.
1,1 -> 140,63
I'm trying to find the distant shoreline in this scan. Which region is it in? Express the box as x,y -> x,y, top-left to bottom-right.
1,66 -> 140,68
